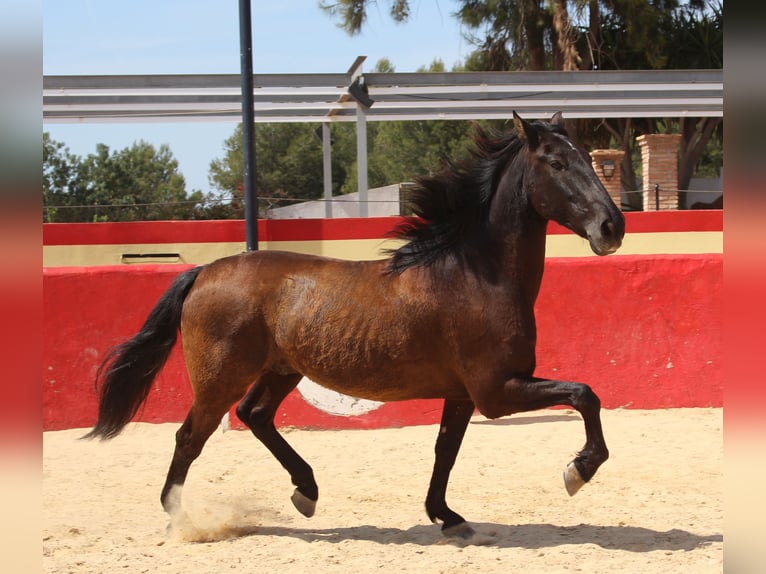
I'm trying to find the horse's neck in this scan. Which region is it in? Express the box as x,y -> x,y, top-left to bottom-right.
497,210 -> 548,303
490,162 -> 547,282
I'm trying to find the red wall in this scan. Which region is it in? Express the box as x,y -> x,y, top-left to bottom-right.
535,254 -> 721,409
42,253 -> 722,431
42,210 -> 723,245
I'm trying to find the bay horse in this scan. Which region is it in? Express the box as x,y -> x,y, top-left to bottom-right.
85,112 -> 625,540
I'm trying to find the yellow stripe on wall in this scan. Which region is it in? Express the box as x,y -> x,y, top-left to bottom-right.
43,242 -> 247,267
546,231 -> 722,258
260,239 -> 402,261
42,232 -> 722,268
42,239 -> 401,267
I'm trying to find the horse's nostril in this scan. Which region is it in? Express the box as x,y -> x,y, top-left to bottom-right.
601,219 -> 615,239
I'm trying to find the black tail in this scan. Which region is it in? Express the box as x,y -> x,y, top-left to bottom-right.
83,266 -> 204,440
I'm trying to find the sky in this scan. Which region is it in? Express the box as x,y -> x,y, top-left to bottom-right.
43,0 -> 471,194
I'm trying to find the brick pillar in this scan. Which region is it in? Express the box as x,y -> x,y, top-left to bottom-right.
591,149 -> 625,209
636,134 -> 682,211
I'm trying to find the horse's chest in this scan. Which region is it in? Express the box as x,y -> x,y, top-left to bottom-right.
445,298 -> 537,372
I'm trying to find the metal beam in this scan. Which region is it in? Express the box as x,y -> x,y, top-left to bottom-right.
43,69 -> 723,124
42,67 -> 723,221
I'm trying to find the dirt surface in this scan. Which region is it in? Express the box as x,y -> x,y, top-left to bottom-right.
43,408 -> 722,573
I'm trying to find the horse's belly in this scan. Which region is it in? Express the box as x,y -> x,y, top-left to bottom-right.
267,266 -> 467,401
277,332 -> 466,402
303,367 -> 467,403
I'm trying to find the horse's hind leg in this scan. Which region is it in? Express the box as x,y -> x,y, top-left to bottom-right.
159,401 -> 231,517
159,352 -> 252,518
235,372 -> 318,518
425,398 -> 476,539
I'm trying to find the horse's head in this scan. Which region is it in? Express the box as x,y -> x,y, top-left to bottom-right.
514,112 -> 625,256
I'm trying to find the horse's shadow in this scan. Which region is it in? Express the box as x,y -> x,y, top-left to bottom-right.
197,521 -> 721,552
471,413 -> 579,426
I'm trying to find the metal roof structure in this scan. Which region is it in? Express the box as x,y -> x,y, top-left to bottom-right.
43,66 -> 723,124
42,59 -> 723,220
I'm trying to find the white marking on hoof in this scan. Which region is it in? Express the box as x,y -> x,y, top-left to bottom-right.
291,489 -> 317,518
163,485 -> 201,541
164,484 -> 183,516
563,462 -> 586,496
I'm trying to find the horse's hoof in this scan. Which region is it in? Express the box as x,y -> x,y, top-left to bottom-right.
442,521 -> 476,540
563,462 -> 585,496
291,488 -> 317,517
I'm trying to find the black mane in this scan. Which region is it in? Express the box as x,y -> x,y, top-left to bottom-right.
386,124 -> 531,274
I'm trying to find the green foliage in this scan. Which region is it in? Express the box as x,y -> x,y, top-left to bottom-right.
456,0 -> 532,70
43,133 -> 82,222
314,0 -> 723,208
207,117 -> 474,211
43,133 -> 202,222
207,55 -> 478,208
593,0 -> 721,71
318,0 -> 370,35
374,57 -> 396,73
319,0 -> 413,34
665,1 -> 722,69
694,136 -> 722,179
208,122 -> 341,216
321,1 -> 721,74
44,2 -> 724,222
370,120 -> 474,184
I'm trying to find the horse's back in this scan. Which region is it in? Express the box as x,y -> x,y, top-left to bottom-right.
181,249 -> 383,341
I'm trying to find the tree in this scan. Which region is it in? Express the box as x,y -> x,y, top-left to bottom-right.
321,0 -> 723,209
207,122 -> 356,217
368,59 -> 475,185
81,141 -> 197,221
207,57 -> 480,215
321,0 -> 592,72
43,133 -> 85,222
43,134 -> 202,222
593,1 -> 722,205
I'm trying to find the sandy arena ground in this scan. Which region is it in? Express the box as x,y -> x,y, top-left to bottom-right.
43,408 -> 722,573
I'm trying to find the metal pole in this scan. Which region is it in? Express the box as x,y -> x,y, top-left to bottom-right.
654,183 -> 660,211
356,105 -> 368,217
322,122 -> 333,218
239,0 -> 258,250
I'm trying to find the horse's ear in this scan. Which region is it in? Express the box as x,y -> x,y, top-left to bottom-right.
513,111 -> 539,149
550,111 -> 568,134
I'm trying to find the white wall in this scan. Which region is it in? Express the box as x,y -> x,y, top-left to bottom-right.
267,184 -> 404,219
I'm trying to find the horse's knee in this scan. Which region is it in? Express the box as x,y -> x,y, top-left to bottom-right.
572,383 -> 601,412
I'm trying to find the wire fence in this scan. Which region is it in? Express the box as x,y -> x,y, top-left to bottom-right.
42,188 -> 723,220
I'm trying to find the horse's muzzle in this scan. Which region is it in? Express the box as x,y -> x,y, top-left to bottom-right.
587,210 -> 625,256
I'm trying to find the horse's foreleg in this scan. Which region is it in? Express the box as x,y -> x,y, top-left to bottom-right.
425,398 -> 475,539
475,376 -> 608,496
235,373 -> 318,517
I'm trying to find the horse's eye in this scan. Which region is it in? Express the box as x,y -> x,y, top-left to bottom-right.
549,160 -> 565,171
